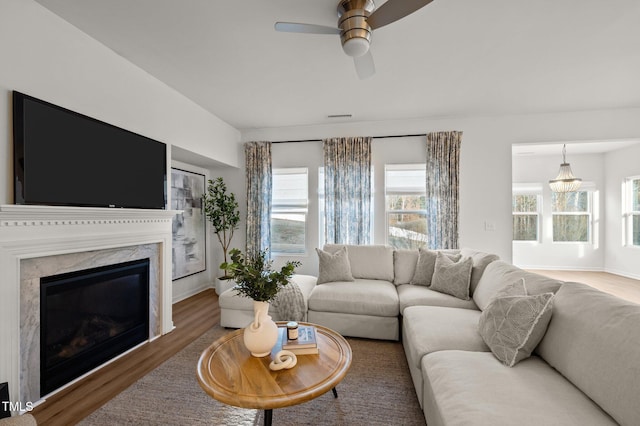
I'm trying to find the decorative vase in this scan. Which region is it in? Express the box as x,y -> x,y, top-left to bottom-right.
243,300 -> 279,357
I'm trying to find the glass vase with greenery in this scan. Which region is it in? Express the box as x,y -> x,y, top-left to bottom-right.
220,248 -> 301,302
203,177 -> 240,278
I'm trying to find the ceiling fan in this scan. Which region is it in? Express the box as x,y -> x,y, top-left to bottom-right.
275,0 -> 434,79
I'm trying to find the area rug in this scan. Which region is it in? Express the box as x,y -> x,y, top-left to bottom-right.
79,326 -> 425,425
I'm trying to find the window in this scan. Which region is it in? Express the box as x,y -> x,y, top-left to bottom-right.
271,168 -> 308,254
385,164 -> 427,249
625,177 -> 640,247
512,184 -> 541,242
551,190 -> 591,242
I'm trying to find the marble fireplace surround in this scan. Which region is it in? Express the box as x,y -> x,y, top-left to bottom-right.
0,205 -> 178,405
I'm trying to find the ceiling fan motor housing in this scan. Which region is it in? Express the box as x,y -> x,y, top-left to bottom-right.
338,0 -> 375,57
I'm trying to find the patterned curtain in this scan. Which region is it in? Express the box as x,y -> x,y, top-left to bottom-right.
426,131 -> 462,249
323,137 -> 372,245
245,141 -> 272,258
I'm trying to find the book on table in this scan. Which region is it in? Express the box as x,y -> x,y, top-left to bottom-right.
277,326 -> 319,355
283,325 -> 317,350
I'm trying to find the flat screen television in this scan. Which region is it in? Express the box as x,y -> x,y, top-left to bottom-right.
13,91 -> 167,209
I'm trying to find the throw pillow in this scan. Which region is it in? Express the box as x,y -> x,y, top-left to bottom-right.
478,291 -> 555,367
410,248 -> 461,286
393,250 -> 419,285
429,252 -> 473,300
316,246 -> 354,284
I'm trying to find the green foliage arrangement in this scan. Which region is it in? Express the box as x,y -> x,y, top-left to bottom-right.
220,248 -> 301,302
203,177 -> 240,273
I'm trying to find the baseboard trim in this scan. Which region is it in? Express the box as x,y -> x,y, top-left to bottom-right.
172,283 -> 214,304
603,268 -> 640,281
520,265 -> 603,272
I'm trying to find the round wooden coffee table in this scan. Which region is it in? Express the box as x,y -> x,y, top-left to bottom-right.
197,322 -> 352,426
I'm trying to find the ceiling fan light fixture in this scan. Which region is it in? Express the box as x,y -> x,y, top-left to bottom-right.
342,37 -> 370,57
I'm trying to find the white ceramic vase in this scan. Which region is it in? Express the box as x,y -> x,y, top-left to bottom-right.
243,300 -> 279,357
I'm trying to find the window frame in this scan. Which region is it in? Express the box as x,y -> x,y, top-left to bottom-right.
551,189 -> 593,244
512,184 -> 542,243
270,167 -> 309,256
384,163 -> 427,249
625,176 -> 640,248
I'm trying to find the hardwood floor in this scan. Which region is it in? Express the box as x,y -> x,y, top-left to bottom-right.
528,270 -> 640,305
31,289 -> 220,426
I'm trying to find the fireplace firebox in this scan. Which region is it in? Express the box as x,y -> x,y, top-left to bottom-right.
40,259 -> 150,396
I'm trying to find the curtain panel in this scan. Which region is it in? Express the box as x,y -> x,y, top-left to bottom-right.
245,141 -> 272,258
323,136 -> 372,245
426,131 -> 462,250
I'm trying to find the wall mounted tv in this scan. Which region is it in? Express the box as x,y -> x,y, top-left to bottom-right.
13,91 -> 167,209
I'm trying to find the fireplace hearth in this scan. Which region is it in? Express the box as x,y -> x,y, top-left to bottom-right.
40,259 -> 150,396
1,204 -> 176,406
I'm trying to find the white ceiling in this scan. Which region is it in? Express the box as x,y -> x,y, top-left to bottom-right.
35,0 -> 640,131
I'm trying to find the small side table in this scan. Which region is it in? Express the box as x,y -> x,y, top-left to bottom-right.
197,322 -> 352,426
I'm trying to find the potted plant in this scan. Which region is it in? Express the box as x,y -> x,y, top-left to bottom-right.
203,177 -> 240,281
220,248 -> 301,357
220,248 -> 301,302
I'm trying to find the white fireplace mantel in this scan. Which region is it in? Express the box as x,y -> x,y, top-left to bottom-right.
0,204 -> 180,406
0,204 -> 179,226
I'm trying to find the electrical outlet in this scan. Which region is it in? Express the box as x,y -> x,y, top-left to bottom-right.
484,221 -> 496,232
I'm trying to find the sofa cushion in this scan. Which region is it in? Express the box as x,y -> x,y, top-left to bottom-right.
460,248 -> 500,294
397,284 -> 478,313
478,287 -> 554,367
422,351 -> 617,426
410,248 -> 460,286
316,246 -> 354,284
537,283 -> 640,426
393,249 -> 419,285
323,244 -> 394,281
473,260 -> 562,311
308,279 -> 399,317
430,253 -> 473,300
402,306 -> 487,371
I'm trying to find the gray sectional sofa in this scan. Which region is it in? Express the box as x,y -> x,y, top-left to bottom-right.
218,244 -> 640,425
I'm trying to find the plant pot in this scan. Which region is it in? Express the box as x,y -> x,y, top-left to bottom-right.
215,276 -> 236,296
243,301 -> 279,357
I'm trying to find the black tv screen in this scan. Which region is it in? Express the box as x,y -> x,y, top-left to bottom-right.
13,91 -> 167,209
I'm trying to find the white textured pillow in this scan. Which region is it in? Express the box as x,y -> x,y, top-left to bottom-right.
478,288 -> 555,367
429,252 -> 473,300
410,248 -> 461,286
316,247 -> 354,284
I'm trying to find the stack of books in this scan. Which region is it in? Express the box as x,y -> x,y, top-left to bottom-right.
280,325 -> 318,355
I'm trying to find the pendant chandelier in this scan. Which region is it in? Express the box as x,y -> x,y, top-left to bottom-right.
549,144 -> 581,193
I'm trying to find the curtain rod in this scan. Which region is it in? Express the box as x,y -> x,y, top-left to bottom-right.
270,133 -> 427,144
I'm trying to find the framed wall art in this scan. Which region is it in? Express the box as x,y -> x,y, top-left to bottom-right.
171,168 -> 206,280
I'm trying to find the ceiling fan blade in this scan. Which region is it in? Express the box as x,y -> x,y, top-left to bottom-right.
354,51 -> 375,80
274,22 -> 341,35
367,0 -> 434,30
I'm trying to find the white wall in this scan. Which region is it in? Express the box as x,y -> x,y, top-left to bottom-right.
243,109 -> 640,273
605,143 -> 640,279
512,153 -> 605,270
0,0 -> 243,302
0,0 -> 241,205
